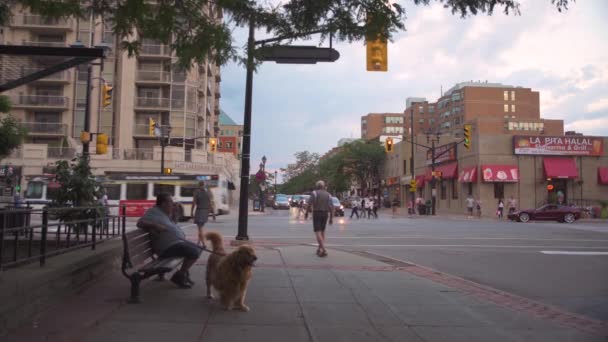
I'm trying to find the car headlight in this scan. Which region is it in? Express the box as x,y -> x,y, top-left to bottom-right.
340,205 -> 344,210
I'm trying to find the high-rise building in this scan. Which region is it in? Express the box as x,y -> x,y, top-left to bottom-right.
360,113 -> 406,140
1,5 -> 239,184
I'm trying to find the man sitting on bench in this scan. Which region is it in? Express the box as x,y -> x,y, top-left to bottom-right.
137,192 -> 202,289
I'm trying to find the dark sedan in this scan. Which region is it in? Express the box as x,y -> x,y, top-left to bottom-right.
508,204 -> 581,223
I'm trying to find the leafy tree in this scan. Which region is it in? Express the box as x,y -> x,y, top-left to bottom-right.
0,96 -> 28,161
281,151 -> 319,182
341,140 -> 385,195
279,168 -> 318,194
53,156 -> 103,223
0,0 -> 572,68
318,151 -> 349,194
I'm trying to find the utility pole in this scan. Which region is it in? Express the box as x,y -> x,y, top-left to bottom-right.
410,105 -> 415,210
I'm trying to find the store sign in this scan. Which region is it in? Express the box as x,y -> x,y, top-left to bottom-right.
513,135 -> 604,156
426,143 -> 457,165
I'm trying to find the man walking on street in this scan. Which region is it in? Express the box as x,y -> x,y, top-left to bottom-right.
138,193 -> 202,288
307,181 -> 333,257
466,194 -> 475,219
350,199 -> 360,219
191,181 -> 212,248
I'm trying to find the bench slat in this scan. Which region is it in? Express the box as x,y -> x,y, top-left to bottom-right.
130,239 -> 153,256
140,257 -> 182,274
131,249 -> 154,266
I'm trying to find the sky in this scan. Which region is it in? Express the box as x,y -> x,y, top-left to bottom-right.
219,0 -> 608,176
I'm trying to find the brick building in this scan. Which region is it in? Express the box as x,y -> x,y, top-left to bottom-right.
360,113 -> 406,140
217,110 -> 242,157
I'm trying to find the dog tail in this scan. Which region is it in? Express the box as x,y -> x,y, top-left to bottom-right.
205,231 -> 224,252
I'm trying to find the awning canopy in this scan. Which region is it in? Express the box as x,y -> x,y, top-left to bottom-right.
435,162 -> 458,179
458,166 -> 478,183
481,165 -> 519,182
599,167 -> 608,185
543,158 -> 579,179
415,175 -> 426,187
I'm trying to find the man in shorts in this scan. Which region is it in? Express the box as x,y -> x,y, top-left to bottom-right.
466,194 -> 475,218
306,181 -> 333,257
137,193 -> 202,289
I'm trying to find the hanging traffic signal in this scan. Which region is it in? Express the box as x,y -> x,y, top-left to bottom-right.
96,133 -> 109,155
547,178 -> 554,191
366,38 -> 387,72
149,118 -> 156,136
80,131 -> 91,143
102,83 -> 113,107
209,138 -> 217,153
164,168 -> 173,175
463,124 -> 472,150
385,137 -> 394,152
409,179 -> 417,192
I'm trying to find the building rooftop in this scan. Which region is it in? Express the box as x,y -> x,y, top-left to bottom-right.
443,81 -> 518,97
218,110 -> 240,126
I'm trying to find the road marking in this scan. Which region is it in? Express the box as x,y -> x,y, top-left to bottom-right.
323,244 -> 608,249
540,251 -> 608,255
215,236 -> 608,242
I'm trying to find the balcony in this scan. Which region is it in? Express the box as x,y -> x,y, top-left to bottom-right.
20,68 -> 71,83
134,97 -> 170,110
215,91 -> 221,99
123,148 -> 154,160
10,15 -> 72,31
47,147 -> 76,159
136,70 -> 171,84
140,44 -> 172,58
20,122 -> 67,136
11,95 -> 68,109
133,124 -> 155,137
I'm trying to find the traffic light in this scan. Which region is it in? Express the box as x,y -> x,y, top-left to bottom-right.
209,138 -> 217,153
15,184 -> 21,193
80,131 -> 91,143
102,83 -> 113,107
463,124 -> 472,150
547,178 -> 554,191
409,179 -> 417,192
385,137 -> 393,152
366,38 -> 387,72
96,133 -> 109,155
149,118 -> 156,136
164,168 -> 173,175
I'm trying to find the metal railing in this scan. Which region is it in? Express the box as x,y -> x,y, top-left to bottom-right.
136,70 -> 171,83
20,122 -> 67,135
22,41 -> 68,48
47,147 -> 77,159
123,148 -> 154,160
0,205 -> 127,269
140,44 -> 171,57
134,97 -> 170,109
11,15 -> 71,28
11,95 -> 68,107
21,68 -> 71,81
133,124 -> 154,136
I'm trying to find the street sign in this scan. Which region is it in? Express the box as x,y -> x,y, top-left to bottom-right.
257,45 -> 340,64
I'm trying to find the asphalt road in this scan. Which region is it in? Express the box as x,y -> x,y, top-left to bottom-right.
194,207 -> 608,322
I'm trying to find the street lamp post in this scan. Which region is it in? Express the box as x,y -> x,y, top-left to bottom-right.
409,104 -> 415,212
274,170 -> 278,192
426,131 -> 440,216
260,155 -> 267,212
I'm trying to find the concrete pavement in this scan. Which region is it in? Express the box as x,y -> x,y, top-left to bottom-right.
5,241 -> 607,342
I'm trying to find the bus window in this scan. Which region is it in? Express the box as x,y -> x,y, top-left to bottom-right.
26,182 -> 43,199
154,184 -> 175,197
104,184 -> 121,200
180,186 -> 196,197
127,184 -> 148,200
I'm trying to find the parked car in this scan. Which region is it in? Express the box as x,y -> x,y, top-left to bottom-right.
273,194 -> 291,209
332,197 -> 344,216
289,195 -> 302,207
508,204 -> 581,223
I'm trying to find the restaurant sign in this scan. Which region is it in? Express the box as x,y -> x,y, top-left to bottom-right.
513,135 -> 603,156
426,142 -> 457,165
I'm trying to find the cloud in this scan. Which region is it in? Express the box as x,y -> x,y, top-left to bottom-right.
565,117 -> 608,136
587,98 -> 608,113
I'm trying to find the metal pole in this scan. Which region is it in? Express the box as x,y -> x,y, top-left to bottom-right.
83,64 -> 92,156
410,105 -> 414,210
236,18 -> 255,241
161,137 -> 165,175
431,140 -> 436,215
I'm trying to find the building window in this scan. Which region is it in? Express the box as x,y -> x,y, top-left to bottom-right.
493,183 -> 504,199
467,183 -> 473,196
403,160 -> 407,174
362,119 -> 367,124
419,105 -> 424,113
385,116 -> 404,124
440,181 -> 447,200
452,180 -> 458,199
419,119 -> 424,123
428,105 -> 435,113
504,91 -> 509,101
504,104 -> 509,112
511,91 -> 515,101
511,104 -> 515,113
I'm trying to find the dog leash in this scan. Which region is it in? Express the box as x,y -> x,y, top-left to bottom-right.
198,245 -> 227,256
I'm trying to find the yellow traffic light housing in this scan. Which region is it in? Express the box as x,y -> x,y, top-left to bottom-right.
385,137 -> 394,152
209,138 -> 217,153
164,168 -> 173,175
80,131 -> 91,144
102,83 -> 113,107
96,133 -> 109,155
149,118 -> 156,136
366,38 -> 388,72
409,179 -> 417,192
463,124 -> 472,150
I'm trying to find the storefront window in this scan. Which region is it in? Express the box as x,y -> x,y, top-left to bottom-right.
452,180 -> 458,199
494,183 -> 504,199
467,183 -> 473,196
440,181 -> 447,200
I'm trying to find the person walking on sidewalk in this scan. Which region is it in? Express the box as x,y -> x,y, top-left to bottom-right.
392,196 -> 400,218
191,180 -> 212,248
508,195 -> 517,215
476,199 -> 482,219
137,193 -> 202,288
372,198 -> 379,219
497,199 -> 505,219
360,198 -> 367,218
365,197 -> 374,219
306,181 -> 333,257
466,194 -> 475,218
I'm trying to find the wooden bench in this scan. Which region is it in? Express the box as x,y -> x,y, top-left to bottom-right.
121,229 -> 182,303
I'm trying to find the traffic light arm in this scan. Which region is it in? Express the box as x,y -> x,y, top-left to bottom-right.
400,136 -> 469,156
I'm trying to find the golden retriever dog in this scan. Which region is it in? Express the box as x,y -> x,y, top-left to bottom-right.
205,231 -> 257,311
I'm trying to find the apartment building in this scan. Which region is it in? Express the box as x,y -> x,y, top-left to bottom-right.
360,112 -> 406,140
1,4 -> 239,189
217,110 -> 242,157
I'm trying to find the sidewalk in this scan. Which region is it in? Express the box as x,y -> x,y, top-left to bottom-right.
5,244 -> 606,342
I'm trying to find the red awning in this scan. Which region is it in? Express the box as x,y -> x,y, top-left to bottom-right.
415,175 -> 426,187
543,158 -> 579,179
435,162 -> 458,179
599,167 -> 608,185
458,166 -> 478,183
481,165 -> 519,182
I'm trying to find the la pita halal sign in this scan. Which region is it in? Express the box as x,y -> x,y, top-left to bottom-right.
513,135 -> 603,156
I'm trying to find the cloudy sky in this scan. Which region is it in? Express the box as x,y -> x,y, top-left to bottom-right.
219,0 -> 608,175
